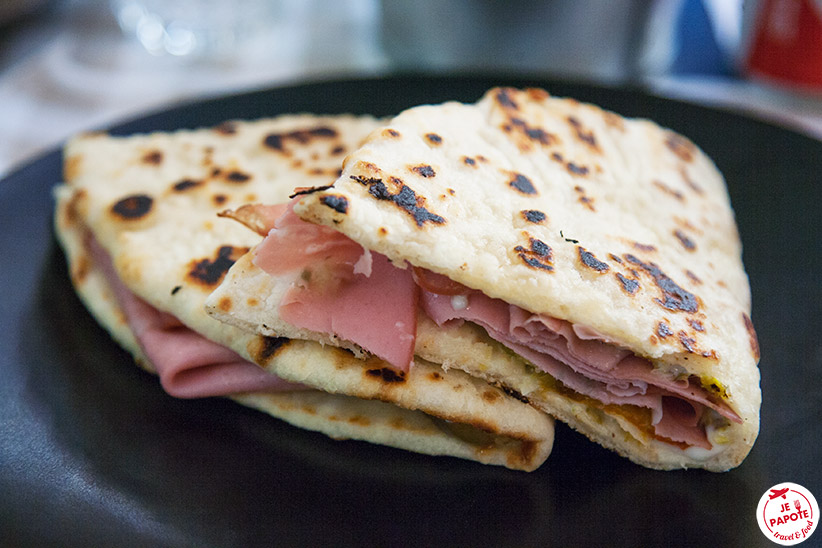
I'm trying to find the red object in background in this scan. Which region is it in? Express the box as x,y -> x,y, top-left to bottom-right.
746,0 -> 822,90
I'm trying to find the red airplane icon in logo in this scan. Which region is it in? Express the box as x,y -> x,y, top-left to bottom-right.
769,488 -> 790,500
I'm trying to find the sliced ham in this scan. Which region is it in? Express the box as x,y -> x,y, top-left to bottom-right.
87,234 -> 301,398
420,285 -> 741,449
654,397 -> 709,447
253,203 -> 418,371
253,202 -> 367,276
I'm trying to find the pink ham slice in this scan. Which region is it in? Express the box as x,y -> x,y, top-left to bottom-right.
420,285 -> 741,449
252,203 -> 418,371
87,234 -> 301,398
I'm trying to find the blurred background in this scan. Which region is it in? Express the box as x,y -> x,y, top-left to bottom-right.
2,0 -> 822,178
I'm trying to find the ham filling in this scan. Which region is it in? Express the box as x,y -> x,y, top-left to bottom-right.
253,201 -> 417,370
86,234 -> 301,398
252,201 -> 742,451
420,286 -> 740,448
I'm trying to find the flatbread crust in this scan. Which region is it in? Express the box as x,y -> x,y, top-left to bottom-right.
292,88 -> 761,471
54,114 -> 554,471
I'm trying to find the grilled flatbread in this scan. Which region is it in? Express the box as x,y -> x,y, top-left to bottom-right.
53,114 -> 554,471
217,88 -> 760,471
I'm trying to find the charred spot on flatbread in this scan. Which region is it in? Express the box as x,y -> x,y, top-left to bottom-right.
187,245 -> 249,288
492,90 -> 557,150
601,110 -> 626,131
508,173 -> 537,195
111,194 -> 153,220
320,195 -> 349,214
665,132 -> 696,162
522,209 -> 546,224
502,117 -> 558,151
463,155 -> 488,167
214,121 -> 238,135
567,162 -> 590,177
351,175 -> 445,227
263,125 -> 339,154
567,116 -> 600,152
674,229 -> 697,251
549,151 -> 592,178
142,150 -> 163,165
624,254 -> 699,313
685,270 -> 702,285
515,236 -> 553,271
172,179 -> 203,192
574,186 -> 595,211
510,440 -> 539,469
248,335 -> 291,365
411,164 -> 436,178
224,170 -> 251,183
365,367 -> 406,384
656,314 -> 716,359
520,120 -> 556,146
653,180 -> 685,201
494,87 -> 519,110
678,331 -> 699,354
214,296 -> 233,312
616,272 -> 640,295
482,389 -> 502,404
577,247 -> 609,273
679,166 -> 705,195
436,188 -> 457,201
633,242 -> 657,253
424,133 -> 443,146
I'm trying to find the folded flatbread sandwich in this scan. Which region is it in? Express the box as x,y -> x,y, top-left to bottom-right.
207,88 -> 760,471
53,114 -> 555,471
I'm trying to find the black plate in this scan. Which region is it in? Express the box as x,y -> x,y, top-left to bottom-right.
1,75 -> 819,547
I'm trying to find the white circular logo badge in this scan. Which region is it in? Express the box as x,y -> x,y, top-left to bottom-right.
757,483 -> 818,545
